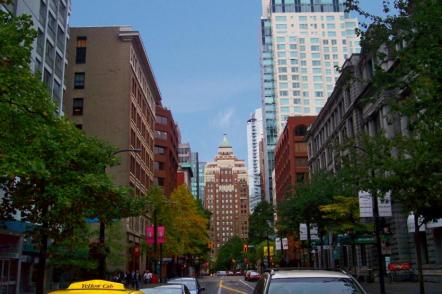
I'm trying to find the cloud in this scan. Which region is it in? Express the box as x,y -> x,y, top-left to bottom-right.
212,107 -> 236,130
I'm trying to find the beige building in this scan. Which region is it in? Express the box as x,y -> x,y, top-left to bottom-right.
204,135 -> 249,251
64,26 -> 159,271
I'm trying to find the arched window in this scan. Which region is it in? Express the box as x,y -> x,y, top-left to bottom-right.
294,124 -> 307,136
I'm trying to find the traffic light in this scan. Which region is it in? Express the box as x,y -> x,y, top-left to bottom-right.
243,244 -> 248,253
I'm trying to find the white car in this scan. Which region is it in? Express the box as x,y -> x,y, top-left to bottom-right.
252,270 -> 367,294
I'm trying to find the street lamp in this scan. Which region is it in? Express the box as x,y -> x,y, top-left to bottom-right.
98,147 -> 142,279
352,145 -> 386,294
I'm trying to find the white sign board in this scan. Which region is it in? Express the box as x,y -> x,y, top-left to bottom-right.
358,191 -> 392,218
299,224 -> 319,241
275,238 -> 282,250
407,214 -> 425,233
276,237 -> 289,250
359,191 -> 373,217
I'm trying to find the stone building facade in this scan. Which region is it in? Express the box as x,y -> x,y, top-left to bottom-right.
306,52 -> 442,275
204,135 -> 249,251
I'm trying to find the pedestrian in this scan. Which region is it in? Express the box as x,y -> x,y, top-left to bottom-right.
130,271 -> 136,288
143,271 -> 148,284
147,271 -> 153,284
135,270 -> 140,289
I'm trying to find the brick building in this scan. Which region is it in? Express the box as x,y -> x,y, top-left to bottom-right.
274,116 -> 316,203
154,105 -> 179,196
64,26 -> 158,271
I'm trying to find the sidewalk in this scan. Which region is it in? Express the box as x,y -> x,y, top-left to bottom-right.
361,282 -> 442,294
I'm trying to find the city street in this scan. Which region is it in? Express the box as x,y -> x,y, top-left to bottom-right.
199,276 -> 256,294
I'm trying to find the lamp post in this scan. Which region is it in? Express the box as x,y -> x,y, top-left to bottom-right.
98,147 -> 142,279
353,145 -> 386,294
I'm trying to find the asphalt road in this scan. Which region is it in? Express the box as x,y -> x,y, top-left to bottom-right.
199,276 -> 256,294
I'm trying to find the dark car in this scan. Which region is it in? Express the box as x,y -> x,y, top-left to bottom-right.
252,270 -> 367,294
167,278 -> 205,294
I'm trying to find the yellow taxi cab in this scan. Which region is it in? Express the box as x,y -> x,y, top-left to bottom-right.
49,280 -> 144,294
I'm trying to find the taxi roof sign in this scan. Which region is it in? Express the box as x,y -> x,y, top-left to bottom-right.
67,280 -> 125,291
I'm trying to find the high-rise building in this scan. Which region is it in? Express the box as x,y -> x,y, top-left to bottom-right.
154,104 -> 180,196
190,152 -> 206,202
246,108 -> 264,212
259,0 -> 360,202
204,135 -> 249,250
178,143 -> 192,164
2,0 -> 71,114
64,26 -> 158,271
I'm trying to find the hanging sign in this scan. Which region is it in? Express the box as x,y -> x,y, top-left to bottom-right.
358,191 -> 392,218
157,226 -> 166,244
146,226 -> 155,245
299,224 -> 319,241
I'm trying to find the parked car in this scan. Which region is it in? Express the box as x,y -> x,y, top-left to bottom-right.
140,284 -> 190,294
227,271 -> 234,276
235,271 -> 242,276
252,270 -> 367,294
167,278 -> 205,294
246,271 -> 261,282
216,271 -> 227,276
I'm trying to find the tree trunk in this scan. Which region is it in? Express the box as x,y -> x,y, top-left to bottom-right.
320,232 -> 325,269
414,214 -> 425,294
306,222 -> 313,267
36,231 -> 48,294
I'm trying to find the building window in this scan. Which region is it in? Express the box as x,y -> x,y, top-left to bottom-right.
75,36 -> 87,64
294,125 -> 307,136
74,72 -> 85,89
296,173 -> 305,183
75,124 -> 83,129
72,98 -> 84,115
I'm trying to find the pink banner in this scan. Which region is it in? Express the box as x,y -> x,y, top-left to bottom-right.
146,226 -> 155,245
157,226 -> 166,244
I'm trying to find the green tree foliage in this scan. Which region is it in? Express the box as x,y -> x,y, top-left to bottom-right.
215,236 -> 244,270
0,10 -> 138,293
148,185 -> 209,258
344,1 -> 442,292
277,171 -> 342,236
248,201 -> 274,245
320,196 -> 372,235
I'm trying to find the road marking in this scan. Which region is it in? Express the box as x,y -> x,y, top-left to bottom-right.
220,282 -> 248,294
217,279 -> 223,294
239,279 -> 255,290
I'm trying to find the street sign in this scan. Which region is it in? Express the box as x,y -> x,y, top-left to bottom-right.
299,224 -> 319,240
358,191 -> 392,217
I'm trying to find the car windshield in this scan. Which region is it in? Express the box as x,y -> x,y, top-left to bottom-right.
168,280 -> 196,290
268,277 -> 364,294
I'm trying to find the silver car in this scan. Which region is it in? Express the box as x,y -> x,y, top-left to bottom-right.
140,284 -> 190,294
253,270 -> 367,294
167,278 -> 204,294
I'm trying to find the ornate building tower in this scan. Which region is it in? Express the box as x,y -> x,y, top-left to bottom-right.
204,135 -> 249,250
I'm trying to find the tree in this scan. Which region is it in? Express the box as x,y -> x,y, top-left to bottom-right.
167,185 -> 210,257
343,1 -> 442,292
277,171 -> 343,266
248,201 -> 274,245
215,236 -> 244,270
0,10 -> 138,293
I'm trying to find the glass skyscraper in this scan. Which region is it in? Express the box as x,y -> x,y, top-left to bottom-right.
260,0 -> 360,201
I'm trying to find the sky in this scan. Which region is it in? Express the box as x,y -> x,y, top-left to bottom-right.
70,0 -> 384,163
